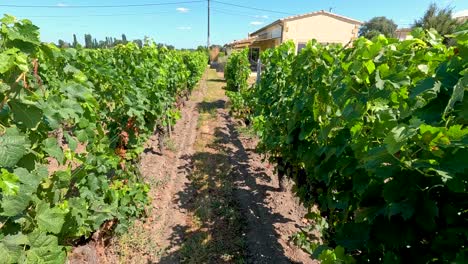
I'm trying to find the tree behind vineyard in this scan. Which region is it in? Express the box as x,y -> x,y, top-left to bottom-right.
72,34 -> 78,47
61,34 -> 146,49
57,39 -> 70,48
413,3 -> 459,37
84,33 -> 93,48
359,16 -> 397,39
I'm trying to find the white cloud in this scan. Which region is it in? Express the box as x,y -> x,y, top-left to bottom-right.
56,2 -> 68,7
453,9 -> 468,18
177,26 -> 192,30
176,7 -> 190,13
250,21 -> 264,26
256,15 -> 269,19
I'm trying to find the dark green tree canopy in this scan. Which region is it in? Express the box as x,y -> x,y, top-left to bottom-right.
413,3 -> 459,36
72,34 -> 78,48
359,16 -> 397,39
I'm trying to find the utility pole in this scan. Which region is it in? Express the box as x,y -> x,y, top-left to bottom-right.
207,0 -> 210,49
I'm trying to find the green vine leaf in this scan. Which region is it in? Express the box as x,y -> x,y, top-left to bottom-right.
0,169 -> 20,195
35,203 -> 66,235
0,127 -> 30,167
42,138 -> 65,165
9,100 -> 43,130
444,75 -> 467,118
384,125 -> 417,155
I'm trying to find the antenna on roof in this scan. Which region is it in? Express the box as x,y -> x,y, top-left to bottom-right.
329,7 -> 334,13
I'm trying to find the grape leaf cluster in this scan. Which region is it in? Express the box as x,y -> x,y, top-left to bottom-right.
230,28 -> 468,263
0,15 -> 206,263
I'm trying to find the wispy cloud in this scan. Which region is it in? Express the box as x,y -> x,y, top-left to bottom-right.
177,26 -> 192,30
56,2 -> 68,7
256,15 -> 269,19
176,7 -> 190,13
250,21 -> 264,26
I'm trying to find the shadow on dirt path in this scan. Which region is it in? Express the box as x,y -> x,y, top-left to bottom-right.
158,70 -> 314,264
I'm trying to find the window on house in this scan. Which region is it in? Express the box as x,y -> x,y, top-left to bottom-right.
297,43 -> 306,53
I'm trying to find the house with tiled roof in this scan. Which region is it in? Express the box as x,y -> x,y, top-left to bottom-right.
226,10 -> 362,59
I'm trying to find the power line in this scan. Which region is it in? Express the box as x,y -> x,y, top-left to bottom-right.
18,7 -> 261,20
211,0 -> 293,15
0,1 -> 205,9
20,7 -> 273,19
212,7 -> 278,19
22,11 -> 173,18
212,9 -> 258,18
212,8 -> 275,20
4,0 -> 289,18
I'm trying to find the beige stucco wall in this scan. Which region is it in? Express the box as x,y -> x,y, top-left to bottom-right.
282,14 -> 360,46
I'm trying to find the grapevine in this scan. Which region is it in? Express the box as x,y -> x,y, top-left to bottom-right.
229,28 -> 468,263
0,15 -> 206,263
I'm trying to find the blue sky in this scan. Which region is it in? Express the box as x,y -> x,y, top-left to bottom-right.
2,0 -> 467,48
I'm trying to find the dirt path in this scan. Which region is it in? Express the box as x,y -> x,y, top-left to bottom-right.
86,69 -> 315,263
208,72 -> 314,264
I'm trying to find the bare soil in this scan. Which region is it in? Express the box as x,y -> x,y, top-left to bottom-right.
69,69 -> 316,264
